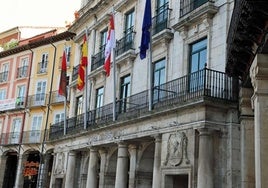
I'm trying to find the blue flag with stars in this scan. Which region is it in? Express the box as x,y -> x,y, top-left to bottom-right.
140,0 -> 152,59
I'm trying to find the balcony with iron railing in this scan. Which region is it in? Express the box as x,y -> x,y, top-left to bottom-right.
51,90 -> 67,104
116,27 -> 135,57
17,65 -> 28,78
49,68 -> 238,140
21,130 -> 44,144
37,61 -> 48,74
0,71 -> 8,83
27,93 -> 48,108
91,45 -> 106,72
0,132 -> 21,145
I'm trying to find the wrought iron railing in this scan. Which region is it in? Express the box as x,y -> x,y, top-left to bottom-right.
49,68 -> 238,140
91,45 -> 106,71
180,0 -> 213,17
21,130 -> 44,144
17,65 -> 28,78
0,132 -> 21,145
51,90 -> 66,104
116,27 -> 135,56
152,2 -> 170,35
27,93 -> 48,108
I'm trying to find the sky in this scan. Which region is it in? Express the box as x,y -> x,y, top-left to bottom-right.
0,0 -> 81,33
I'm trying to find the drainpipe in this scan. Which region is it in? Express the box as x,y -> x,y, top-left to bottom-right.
36,41 -> 57,188
14,46 -> 34,188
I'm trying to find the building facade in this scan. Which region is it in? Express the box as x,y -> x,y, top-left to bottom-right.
0,0 -> 255,187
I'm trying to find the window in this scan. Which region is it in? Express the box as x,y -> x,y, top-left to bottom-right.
11,118 -> 21,143
153,59 -> 166,102
76,96 -> 83,116
65,46 -> 71,66
100,30 -> 108,51
0,89 -> 6,100
154,0 -> 169,33
95,87 -> 104,118
124,9 -> 135,45
35,81 -> 46,105
17,85 -> 26,106
189,38 -> 207,91
55,112 -> 65,124
18,57 -> 29,78
119,75 -> 131,113
0,63 -> 9,82
39,53 -> 48,73
30,115 -> 42,142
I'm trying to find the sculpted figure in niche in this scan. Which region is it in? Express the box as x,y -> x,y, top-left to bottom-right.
55,152 -> 65,174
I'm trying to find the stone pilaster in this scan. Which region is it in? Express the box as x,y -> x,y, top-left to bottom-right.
98,148 -> 107,188
115,142 -> 128,188
239,87 -> 255,188
64,151 -> 76,188
14,154 -> 27,188
128,144 -> 137,188
152,135 -> 162,188
197,128 -> 213,188
86,147 -> 99,188
250,54 -> 268,188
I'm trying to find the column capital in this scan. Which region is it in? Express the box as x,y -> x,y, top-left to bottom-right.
197,128 -> 213,136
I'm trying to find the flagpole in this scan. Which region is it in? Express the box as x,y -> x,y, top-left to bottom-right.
63,85 -> 67,135
148,29 -> 153,111
112,47 -> 116,121
84,28 -> 88,130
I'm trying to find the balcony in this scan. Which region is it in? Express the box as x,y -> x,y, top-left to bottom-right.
51,90 -> 67,104
0,71 -> 8,83
91,46 -> 105,72
21,130 -> 44,144
0,132 -> 21,145
17,66 -> 28,78
49,68 -> 238,141
37,61 -> 48,74
27,93 -> 48,108
173,0 -> 218,31
58,53 -> 71,69
0,97 -> 26,112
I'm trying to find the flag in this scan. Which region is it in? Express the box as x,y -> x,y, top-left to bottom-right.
58,50 -> 67,97
77,34 -> 88,90
104,14 -> 116,77
140,0 -> 152,59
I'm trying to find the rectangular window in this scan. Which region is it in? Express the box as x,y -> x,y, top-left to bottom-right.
119,75 -> 131,113
17,85 -> 26,106
54,112 -> 65,124
39,53 -> 48,73
95,87 -> 104,119
0,63 -> 9,82
65,46 -> 71,66
100,30 -> 108,51
0,89 -> 6,100
189,38 -> 207,92
153,59 -> 166,103
76,96 -> 83,116
124,9 -> 135,45
18,57 -> 29,78
11,118 -> 21,143
35,81 -> 46,105
30,115 -> 42,142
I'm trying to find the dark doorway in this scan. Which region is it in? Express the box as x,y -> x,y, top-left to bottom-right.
3,153 -> 18,188
23,152 -> 40,188
55,178 -> 63,188
174,174 -> 188,188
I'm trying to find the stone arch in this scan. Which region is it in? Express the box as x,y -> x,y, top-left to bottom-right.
136,142 -> 155,188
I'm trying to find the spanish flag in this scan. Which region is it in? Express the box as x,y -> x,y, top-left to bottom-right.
77,34 -> 88,90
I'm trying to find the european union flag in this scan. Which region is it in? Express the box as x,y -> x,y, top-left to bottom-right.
140,0 -> 152,59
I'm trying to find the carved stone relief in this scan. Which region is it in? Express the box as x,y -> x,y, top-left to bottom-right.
165,131 -> 190,166
55,152 -> 65,174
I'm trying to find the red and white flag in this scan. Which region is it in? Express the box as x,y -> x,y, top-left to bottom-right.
104,14 -> 116,77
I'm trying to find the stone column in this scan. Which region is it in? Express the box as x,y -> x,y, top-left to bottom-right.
250,54 -> 268,188
197,128 -> 213,188
128,144 -> 137,188
239,87 -> 255,188
115,142 -> 128,188
0,155 -> 7,188
65,151 -> 76,188
98,148 -> 107,188
86,147 -> 99,188
14,154 -> 27,188
152,135 -> 161,188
